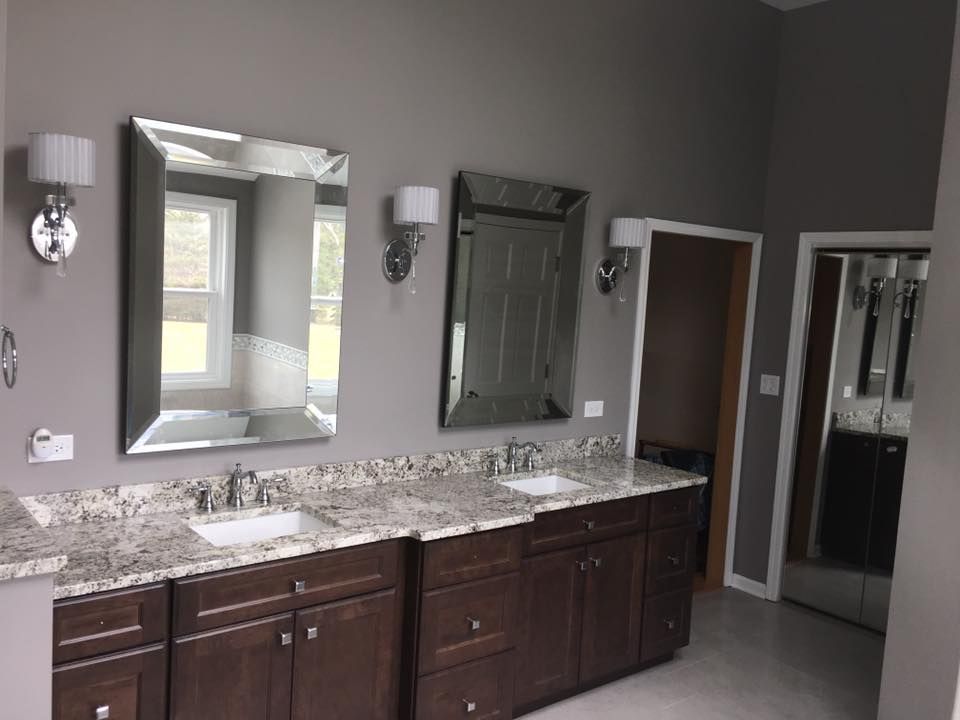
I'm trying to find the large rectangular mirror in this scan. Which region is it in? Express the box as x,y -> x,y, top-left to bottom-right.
442,171 -> 589,427
126,118 -> 348,453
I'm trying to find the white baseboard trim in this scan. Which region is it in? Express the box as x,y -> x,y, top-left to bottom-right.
730,573 -> 767,600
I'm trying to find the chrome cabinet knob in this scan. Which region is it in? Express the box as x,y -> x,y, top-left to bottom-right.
292,579 -> 306,593
462,699 -> 477,713
589,556 -> 603,569
280,632 -> 293,646
466,616 -> 481,632
664,618 -> 677,631
583,520 -> 596,531
667,554 -> 681,567
306,626 -> 318,640
95,706 -> 110,720
576,560 -> 589,572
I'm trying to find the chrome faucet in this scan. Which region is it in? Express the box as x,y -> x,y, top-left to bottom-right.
507,437 -> 542,473
227,463 -> 245,509
251,471 -> 272,505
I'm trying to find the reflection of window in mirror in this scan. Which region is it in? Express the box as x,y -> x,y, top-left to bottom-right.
308,205 -> 345,407
160,192 -> 237,391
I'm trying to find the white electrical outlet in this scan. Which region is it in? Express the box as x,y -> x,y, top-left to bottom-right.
27,430 -> 74,463
759,374 -> 781,397
843,385 -> 853,399
584,400 -> 604,418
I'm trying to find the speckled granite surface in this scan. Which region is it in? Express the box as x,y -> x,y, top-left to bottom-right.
34,455 -> 703,600
833,410 -> 911,439
0,487 -> 67,582
22,434 -> 622,527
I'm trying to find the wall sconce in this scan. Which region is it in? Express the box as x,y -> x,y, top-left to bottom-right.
383,185 -> 439,294
597,217 -> 646,302
895,256 -> 929,320
27,132 -> 96,278
853,255 -> 898,316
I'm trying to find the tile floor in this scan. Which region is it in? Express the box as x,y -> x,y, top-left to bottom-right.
524,589 -> 884,720
782,557 -> 892,631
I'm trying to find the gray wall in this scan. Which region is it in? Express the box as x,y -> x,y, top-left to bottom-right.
248,175 -> 314,350
1,0 -> 781,496
635,233 -> 735,454
0,574 -> 55,718
880,9 -> 960,716
733,0 -> 956,582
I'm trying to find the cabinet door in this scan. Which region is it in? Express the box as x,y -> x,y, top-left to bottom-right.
292,589 -> 399,720
820,431 -> 878,565
514,547 -> 585,708
579,534 -> 645,683
53,644 -> 167,720
170,613 -> 294,720
868,438 -> 907,572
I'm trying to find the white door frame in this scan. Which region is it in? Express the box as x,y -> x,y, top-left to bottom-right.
625,218 -> 763,589
764,230 -> 933,602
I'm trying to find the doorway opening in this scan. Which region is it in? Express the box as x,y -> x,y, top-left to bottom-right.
626,221 -> 762,594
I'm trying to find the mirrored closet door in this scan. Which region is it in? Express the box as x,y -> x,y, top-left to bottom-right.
782,250 -> 929,631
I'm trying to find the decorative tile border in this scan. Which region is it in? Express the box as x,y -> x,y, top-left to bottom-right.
21,434 -> 622,527
233,333 -> 308,370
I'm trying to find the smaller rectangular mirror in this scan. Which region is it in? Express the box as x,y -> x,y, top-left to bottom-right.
126,118 -> 348,453
442,171 -> 589,427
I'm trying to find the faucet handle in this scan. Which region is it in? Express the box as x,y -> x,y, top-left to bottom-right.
489,454 -> 501,476
252,472 -> 272,505
196,482 -> 215,513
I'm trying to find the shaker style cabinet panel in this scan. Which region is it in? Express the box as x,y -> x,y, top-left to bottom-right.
422,527 -> 522,590
640,589 -> 692,663
53,644 -> 167,720
514,547 -> 586,707
523,497 -> 647,555
292,589 -> 400,720
415,652 -> 515,720
170,614 -> 295,720
645,526 -> 697,597
869,438 -> 907,572
579,534 -> 646,683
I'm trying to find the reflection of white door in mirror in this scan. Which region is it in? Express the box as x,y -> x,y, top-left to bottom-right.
160,192 -> 237,393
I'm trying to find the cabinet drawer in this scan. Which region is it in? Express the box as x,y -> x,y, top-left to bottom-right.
419,573 -> 519,675
640,589 -> 692,663
649,487 -> 699,530
423,527 -> 522,590
416,651 -> 514,720
53,643 -> 167,720
54,583 -> 170,664
523,497 -> 648,555
173,541 -> 399,634
645,526 -> 696,596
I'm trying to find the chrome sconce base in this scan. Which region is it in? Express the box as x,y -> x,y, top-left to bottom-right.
596,258 -> 620,295
30,186 -> 79,277
383,224 -> 425,293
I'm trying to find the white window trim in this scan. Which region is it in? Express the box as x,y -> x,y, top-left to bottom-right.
161,192 -> 237,392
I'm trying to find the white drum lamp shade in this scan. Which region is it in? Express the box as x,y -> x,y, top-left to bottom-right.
866,256 -> 899,279
609,217 -> 646,248
28,133 -> 96,187
898,258 -> 930,281
394,185 -> 439,225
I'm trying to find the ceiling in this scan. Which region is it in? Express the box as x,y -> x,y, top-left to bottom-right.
759,0 -> 832,10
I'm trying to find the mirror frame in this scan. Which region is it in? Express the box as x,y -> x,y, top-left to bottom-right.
441,170 -> 589,427
125,117 -> 348,454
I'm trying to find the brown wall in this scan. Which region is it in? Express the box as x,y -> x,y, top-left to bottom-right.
635,233 -> 735,455
733,0 -> 956,582
1,0 -> 782,495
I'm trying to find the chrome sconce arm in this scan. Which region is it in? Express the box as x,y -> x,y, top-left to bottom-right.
597,218 -> 646,302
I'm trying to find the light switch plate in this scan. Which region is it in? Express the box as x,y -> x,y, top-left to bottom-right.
843,385 -> 853,399
584,400 -> 604,418
759,374 -> 781,397
27,433 -> 74,463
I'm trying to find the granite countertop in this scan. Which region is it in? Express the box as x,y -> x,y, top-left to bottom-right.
26,456 -> 704,600
832,421 -> 910,440
0,487 -> 67,582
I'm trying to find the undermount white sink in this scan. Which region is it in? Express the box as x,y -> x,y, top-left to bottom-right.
499,475 -> 590,496
190,510 -> 331,547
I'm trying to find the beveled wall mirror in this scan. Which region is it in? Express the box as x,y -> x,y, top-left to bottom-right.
442,171 -> 589,427
126,118 -> 348,453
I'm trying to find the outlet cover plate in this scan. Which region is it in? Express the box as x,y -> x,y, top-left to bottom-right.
760,374 -> 781,397
584,400 -> 604,418
27,434 -> 74,463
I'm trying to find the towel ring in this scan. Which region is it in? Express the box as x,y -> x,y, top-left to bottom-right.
1,326 -> 17,389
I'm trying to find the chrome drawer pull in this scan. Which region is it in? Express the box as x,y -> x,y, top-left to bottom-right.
576,560 -> 589,572
466,616 -> 481,632
583,520 -> 596,531
95,706 -> 110,720
463,699 -> 477,713
306,627 -> 318,640
292,579 -> 306,593
664,618 -> 676,631
667,554 -> 681,567
280,632 -> 293,646
589,556 -> 603,569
